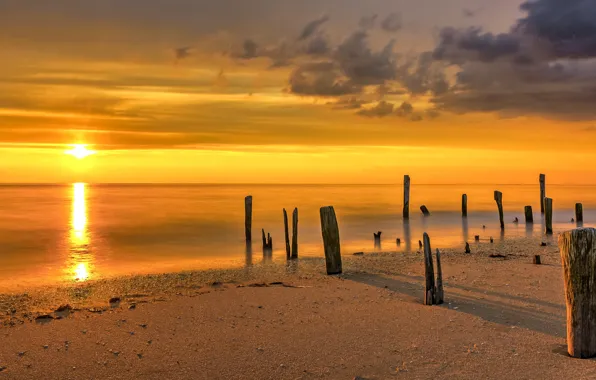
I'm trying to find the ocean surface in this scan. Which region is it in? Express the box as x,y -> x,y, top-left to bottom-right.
0,183 -> 594,289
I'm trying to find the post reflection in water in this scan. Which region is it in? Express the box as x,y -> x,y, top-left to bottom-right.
68,183 -> 94,282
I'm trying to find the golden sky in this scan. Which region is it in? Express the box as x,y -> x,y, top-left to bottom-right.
1,0 -> 595,184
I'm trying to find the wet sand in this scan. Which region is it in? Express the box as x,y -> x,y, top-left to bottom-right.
1,235 -> 596,379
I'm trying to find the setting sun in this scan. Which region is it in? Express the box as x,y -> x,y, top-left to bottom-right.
65,144 -> 95,160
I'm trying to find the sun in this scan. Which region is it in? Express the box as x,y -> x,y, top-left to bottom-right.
65,144 -> 96,159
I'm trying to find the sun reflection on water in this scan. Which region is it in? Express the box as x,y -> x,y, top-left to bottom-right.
68,183 -> 94,282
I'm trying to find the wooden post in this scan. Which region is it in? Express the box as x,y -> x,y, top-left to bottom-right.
494,191 -> 504,229
423,233 -> 435,306
462,194 -> 468,217
474,235 -> 480,241
545,197 -> 553,234
396,238 -> 401,246
465,242 -> 471,253
435,249 -> 444,305
291,208 -> 298,259
283,209 -> 291,259
403,175 -> 410,219
533,255 -> 541,265
559,228 -> 596,358
261,228 -> 266,248
524,205 -> 533,224
420,205 -> 431,216
245,196 -> 252,241
320,206 -> 342,275
539,174 -> 546,214
576,203 -> 583,223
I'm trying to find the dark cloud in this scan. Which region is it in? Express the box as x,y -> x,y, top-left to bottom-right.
433,27 -> 520,64
396,101 -> 414,117
381,13 -> 402,32
174,47 -> 192,62
397,52 -> 450,96
359,14 -> 378,30
241,39 -> 259,59
357,101 -> 394,117
298,15 -> 330,40
288,62 -> 358,96
305,35 -> 331,55
330,96 -> 368,110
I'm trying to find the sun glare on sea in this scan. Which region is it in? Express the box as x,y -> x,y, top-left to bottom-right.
65,144 -> 96,159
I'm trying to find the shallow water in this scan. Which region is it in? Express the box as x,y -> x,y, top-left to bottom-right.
0,183 -> 593,288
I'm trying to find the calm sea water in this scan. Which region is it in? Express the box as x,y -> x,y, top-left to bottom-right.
0,183 -> 594,289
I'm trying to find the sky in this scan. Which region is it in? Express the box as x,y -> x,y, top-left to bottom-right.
1,0 -> 595,184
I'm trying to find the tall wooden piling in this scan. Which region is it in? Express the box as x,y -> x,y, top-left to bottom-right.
245,196 -> 253,241
540,174 -> 546,213
524,206 -> 534,224
403,175 -> 410,219
494,191 -> 504,229
576,203 -> 584,223
291,208 -> 298,259
559,228 -> 596,358
423,233 -> 435,306
283,209 -> 291,259
435,248 -> 444,305
462,194 -> 468,217
545,197 -> 553,234
320,206 -> 342,275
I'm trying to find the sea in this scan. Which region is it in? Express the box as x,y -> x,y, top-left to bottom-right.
0,183 -> 594,289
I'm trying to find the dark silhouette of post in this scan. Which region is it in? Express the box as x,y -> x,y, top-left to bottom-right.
539,174 -> 546,214
283,209 -> 291,259
524,206 -> 533,224
420,205 -> 431,216
291,208 -> 298,259
576,203 -> 584,224
320,206 -> 342,275
462,194 -> 468,217
559,228 -> 596,358
545,197 -> 553,234
423,233 -> 435,306
494,191 -> 504,229
403,175 -> 410,219
435,249 -> 444,305
245,196 -> 252,241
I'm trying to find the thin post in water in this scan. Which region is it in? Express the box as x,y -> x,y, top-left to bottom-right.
545,197 -> 553,234
576,203 -> 584,224
494,190 -> 504,230
524,205 -> 533,224
423,233 -> 436,306
283,209 -> 291,259
291,208 -> 299,259
245,196 -> 253,241
435,248 -> 444,305
403,175 -> 410,220
320,206 -> 342,275
540,174 -> 546,214
462,194 -> 468,217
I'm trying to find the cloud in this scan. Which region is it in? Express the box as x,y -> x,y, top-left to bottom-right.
288,62 -> 358,96
432,27 -> 520,64
359,14 -> 378,30
381,13 -> 402,32
298,15 -> 330,40
357,100 -> 394,117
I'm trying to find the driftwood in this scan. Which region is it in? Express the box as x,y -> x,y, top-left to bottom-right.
320,206 -> 342,275
540,174 -> 546,214
461,194 -> 468,217
545,197 -> 553,234
576,203 -> 583,224
423,233 -> 435,306
420,205 -> 431,216
291,208 -> 298,259
494,191 -> 504,229
435,249 -> 444,304
559,228 -> 596,358
283,209 -> 291,259
403,175 -> 410,219
245,196 -> 252,241
524,205 -> 533,224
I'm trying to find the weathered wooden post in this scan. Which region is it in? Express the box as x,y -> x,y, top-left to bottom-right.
494,191 -> 504,229
261,228 -> 266,248
576,203 -> 583,224
423,233 -> 435,306
420,205 -> 431,216
545,197 -> 553,234
540,174 -> 546,214
462,194 -> 468,217
435,248 -> 444,305
465,242 -> 471,253
559,228 -> 596,358
533,255 -> 541,265
403,175 -> 410,219
291,208 -> 298,259
396,238 -> 401,246
283,209 -> 291,259
524,206 -> 534,224
245,196 -> 253,241
320,206 -> 342,275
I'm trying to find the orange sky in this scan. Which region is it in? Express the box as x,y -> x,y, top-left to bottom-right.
1,0 -> 595,184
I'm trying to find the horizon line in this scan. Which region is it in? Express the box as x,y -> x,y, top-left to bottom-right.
0,182 -> 595,186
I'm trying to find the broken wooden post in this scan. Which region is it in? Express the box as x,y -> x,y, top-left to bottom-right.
320,206 -> 342,275
261,229 -> 272,250
420,205 -> 431,216
462,194 -> 468,217
490,237 -> 494,243
418,240 -> 423,249
465,242 -> 471,253
545,197 -> 553,234
435,248 -> 444,305
576,203 -> 583,224
396,238 -> 401,246
403,175 -> 410,219
283,209 -> 291,259
291,208 -> 298,259
373,231 -> 382,249
245,196 -> 253,241
540,174 -> 546,214
261,228 -> 266,248
524,206 -> 534,224
494,190 -> 504,229
423,233 -> 436,306
559,228 -> 596,358
533,255 -> 541,265
474,235 -> 480,241
267,233 -> 272,249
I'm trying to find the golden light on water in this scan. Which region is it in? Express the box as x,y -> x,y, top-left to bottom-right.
74,262 -> 89,282
72,182 -> 88,243
65,144 -> 96,160
68,182 -> 93,282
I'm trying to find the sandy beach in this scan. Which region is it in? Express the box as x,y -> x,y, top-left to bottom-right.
1,235 -> 595,379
